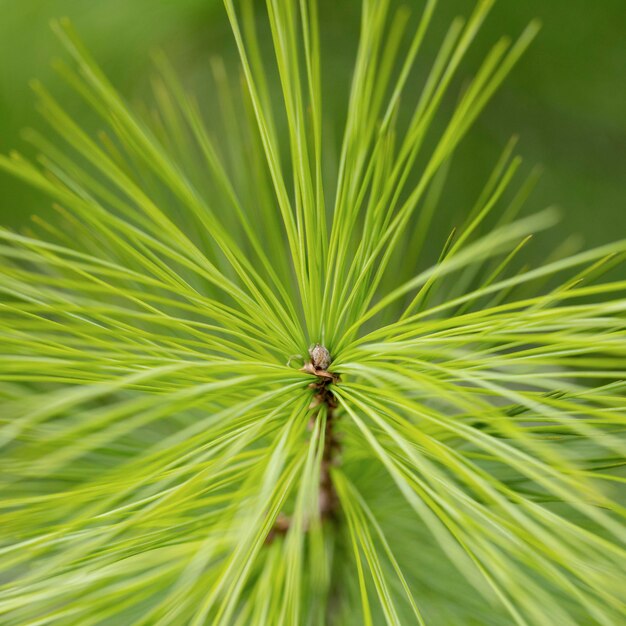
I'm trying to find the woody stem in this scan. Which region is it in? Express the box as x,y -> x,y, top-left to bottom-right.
317,379 -> 340,522
266,369 -> 340,544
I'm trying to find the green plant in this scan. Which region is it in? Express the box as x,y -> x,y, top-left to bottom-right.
0,0 -> 625,624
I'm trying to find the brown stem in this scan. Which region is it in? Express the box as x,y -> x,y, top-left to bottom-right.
316,376 -> 340,523
266,347 -> 340,544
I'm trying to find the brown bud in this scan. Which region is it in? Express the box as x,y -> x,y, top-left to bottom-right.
309,343 -> 331,371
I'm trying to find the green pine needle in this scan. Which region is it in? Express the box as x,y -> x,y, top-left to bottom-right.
0,1 -> 624,624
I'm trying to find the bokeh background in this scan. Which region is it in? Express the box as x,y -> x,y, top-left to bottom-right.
1,0 -> 624,259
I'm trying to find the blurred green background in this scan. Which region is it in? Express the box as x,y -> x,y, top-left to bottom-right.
1,0 -> 624,255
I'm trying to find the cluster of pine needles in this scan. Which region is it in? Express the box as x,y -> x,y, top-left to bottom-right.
0,0 -> 625,624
